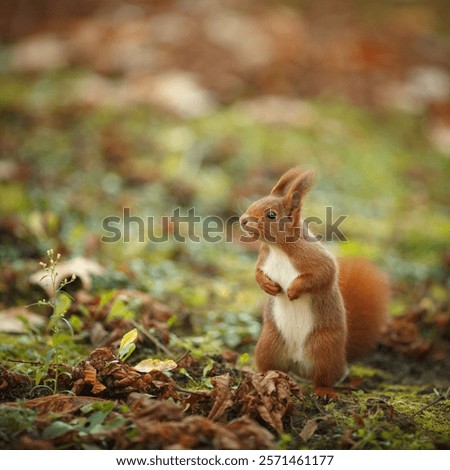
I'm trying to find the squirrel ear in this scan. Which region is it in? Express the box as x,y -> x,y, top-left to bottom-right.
270,168 -> 304,196
283,170 -> 316,211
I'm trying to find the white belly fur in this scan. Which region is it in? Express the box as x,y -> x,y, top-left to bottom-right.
262,246 -> 315,374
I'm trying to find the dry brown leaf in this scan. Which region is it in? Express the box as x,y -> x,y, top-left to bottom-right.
2,394 -> 106,416
0,365 -> 32,397
352,411 -> 365,427
19,434 -> 54,450
225,417 -> 275,449
83,362 -> 96,385
341,429 -> 356,448
299,418 -> 318,442
256,405 -> 281,434
128,394 -> 184,422
381,309 -> 432,358
84,362 -> 106,394
235,370 -> 303,434
208,373 -> 233,421
74,347 -> 178,399
130,414 -> 274,450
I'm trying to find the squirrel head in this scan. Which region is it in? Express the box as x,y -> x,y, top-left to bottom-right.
240,168 -> 316,245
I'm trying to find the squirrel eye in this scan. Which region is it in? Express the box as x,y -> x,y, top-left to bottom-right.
266,210 -> 277,219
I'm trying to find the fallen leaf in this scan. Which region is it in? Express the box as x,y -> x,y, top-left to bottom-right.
84,362 -> 106,394
349,376 -> 364,389
381,308 -> 433,358
0,365 -> 32,398
84,362 -> 96,385
128,394 -> 184,422
225,417 -> 275,449
133,358 -> 177,373
2,394 -> 106,415
299,418 -> 318,442
131,413 -> 274,450
235,370 -> 303,434
208,373 -> 233,421
341,429 -> 356,448
19,435 -> 54,450
74,348 -> 178,399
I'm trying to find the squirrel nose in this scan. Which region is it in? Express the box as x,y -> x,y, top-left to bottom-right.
240,215 -> 249,227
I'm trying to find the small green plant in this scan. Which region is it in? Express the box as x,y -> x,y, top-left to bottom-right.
118,328 -> 138,362
34,249 -> 76,392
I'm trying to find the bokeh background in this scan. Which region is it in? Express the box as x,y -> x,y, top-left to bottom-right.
0,0 -> 449,451
0,0 -> 449,369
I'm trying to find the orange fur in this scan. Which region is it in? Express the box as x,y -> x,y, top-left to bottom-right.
338,257 -> 390,361
240,168 -> 390,395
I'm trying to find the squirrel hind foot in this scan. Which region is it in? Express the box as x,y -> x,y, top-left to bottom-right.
313,386 -> 340,401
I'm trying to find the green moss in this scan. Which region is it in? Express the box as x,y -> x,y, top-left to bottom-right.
287,384 -> 449,450
349,364 -> 388,379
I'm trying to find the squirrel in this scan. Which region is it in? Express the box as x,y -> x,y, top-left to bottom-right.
240,168 -> 390,398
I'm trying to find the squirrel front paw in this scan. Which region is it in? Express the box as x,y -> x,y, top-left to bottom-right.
256,270 -> 282,296
263,280 -> 282,296
287,277 -> 304,300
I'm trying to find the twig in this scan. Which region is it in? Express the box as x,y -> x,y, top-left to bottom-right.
129,320 -> 175,359
174,349 -> 191,363
411,386 -> 450,418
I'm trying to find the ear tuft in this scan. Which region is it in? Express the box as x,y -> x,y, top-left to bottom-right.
294,169 -> 316,198
270,168 -> 304,196
283,169 -> 316,211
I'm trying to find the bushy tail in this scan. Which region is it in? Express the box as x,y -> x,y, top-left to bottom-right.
338,258 -> 390,361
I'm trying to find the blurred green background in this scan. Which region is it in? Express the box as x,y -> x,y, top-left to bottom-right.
0,0 -> 449,353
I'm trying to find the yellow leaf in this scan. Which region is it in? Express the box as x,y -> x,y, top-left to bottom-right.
134,358 -> 177,373
119,328 -> 138,351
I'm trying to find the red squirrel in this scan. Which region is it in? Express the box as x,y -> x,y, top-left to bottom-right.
240,168 -> 390,398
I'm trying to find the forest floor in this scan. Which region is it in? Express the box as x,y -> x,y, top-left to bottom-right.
0,0 -> 449,450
